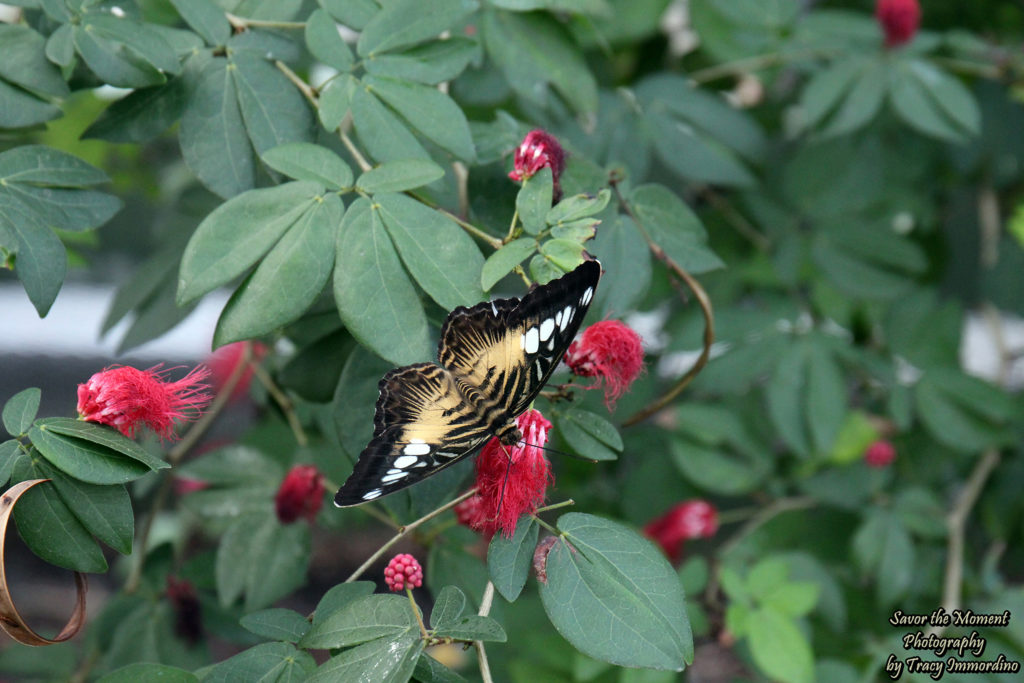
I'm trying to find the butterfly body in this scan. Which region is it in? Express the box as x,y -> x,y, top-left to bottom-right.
335,260 -> 601,507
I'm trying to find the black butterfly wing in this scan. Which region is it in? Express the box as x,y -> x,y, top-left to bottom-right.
438,259 -> 601,416
333,363 -> 492,507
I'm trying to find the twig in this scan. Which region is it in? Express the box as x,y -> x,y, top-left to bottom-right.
928,449 -> 1001,637
717,496 -> 816,558
610,180 -> 715,427
689,49 -> 835,84
276,60 -> 317,107
345,489 -> 477,583
250,361 -> 308,447
534,499 -> 575,514
226,12 -> 305,30
701,188 -> 770,251
434,205 -> 504,250
340,124 -> 373,173
475,581 -> 496,683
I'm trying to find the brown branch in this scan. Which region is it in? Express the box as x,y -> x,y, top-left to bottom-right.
610,181 -> 715,427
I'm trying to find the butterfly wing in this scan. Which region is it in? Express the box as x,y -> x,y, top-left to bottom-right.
334,363 -> 492,506
438,259 -> 601,416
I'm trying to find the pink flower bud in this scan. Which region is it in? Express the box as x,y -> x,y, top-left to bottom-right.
876,0 -> 920,47
509,129 -> 566,198
644,500 -> 719,563
275,465 -> 325,524
384,553 -> 424,592
864,440 -> 897,468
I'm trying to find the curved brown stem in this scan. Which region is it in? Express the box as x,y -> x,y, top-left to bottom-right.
610,180 -> 715,427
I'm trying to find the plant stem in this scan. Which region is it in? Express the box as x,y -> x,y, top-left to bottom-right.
534,499 -> 575,514
340,125 -> 373,173
250,361 -> 308,447
345,489 -> 477,583
718,496 -> 816,558
275,60 -> 317,107
610,179 -> 715,427
689,49 -> 834,84
531,514 -> 560,536
475,581 -> 496,683
226,12 -> 305,30
407,587 -> 429,639
505,207 -> 520,242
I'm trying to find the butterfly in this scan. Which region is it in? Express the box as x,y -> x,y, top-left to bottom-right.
334,259 -> 602,507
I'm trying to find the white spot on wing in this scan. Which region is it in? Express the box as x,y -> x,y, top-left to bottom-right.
547,338 -> 555,351
555,310 -> 563,326
393,455 -> 419,469
403,442 -> 431,456
491,301 -> 499,316
559,305 -> 573,330
363,488 -> 383,500
539,318 -> 555,341
381,471 -> 408,483
581,286 -> 593,305
524,327 -> 540,354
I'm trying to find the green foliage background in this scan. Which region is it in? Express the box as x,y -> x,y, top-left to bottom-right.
0,0 -> 1023,681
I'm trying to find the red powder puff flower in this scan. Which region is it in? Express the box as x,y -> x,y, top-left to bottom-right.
876,0 -> 920,47
275,465 -> 325,524
509,129 -> 566,198
644,500 -> 719,563
563,320 -> 644,410
463,409 -> 554,539
208,341 -> 268,401
166,576 -> 203,644
77,365 -> 211,439
864,440 -> 897,468
454,493 -> 485,529
384,553 -> 423,592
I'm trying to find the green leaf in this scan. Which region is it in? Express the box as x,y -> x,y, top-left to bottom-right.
365,37 -> 478,85
806,340 -> 846,455
821,59 -> 885,137
42,460 -> 134,555
309,631 -> 424,683
350,84 -> 431,162
557,409 -> 622,461
670,408 -> 771,496
178,445 -> 284,487
213,193 -> 341,346
432,614 -> 507,642
488,517 -> 539,602
216,516 -> 311,610
29,426 -> 153,485
3,387 -> 40,436
643,110 -> 755,187
356,159 -> 445,194
516,167 -> 553,235
746,608 -> 814,683
364,75 -> 476,162
539,239 -> 585,272
202,642 -> 316,683
320,0 -> 379,29
589,214 -> 651,314
261,143 -> 354,190
766,341 -> 810,457
430,585 -> 467,629
829,410 -> 880,464
481,238 -> 536,291
306,8 -> 354,71
72,16 -> 177,88
852,511 -> 914,605
231,51 -> 315,161
539,513 -> 693,671
800,57 -> 864,130
529,252 -> 565,284
892,488 -> 947,539
629,184 -> 723,274
483,9 -> 598,114
311,581 -> 377,627
0,25 -> 69,98
0,197 -> 67,317
169,0 -> 230,45
35,417 -> 170,472
546,189 -> 610,226
178,181 -> 321,305
0,79 -> 60,128
11,460 -> 107,572
910,59 -> 980,136
45,24 -> 74,68
413,654 -> 467,683
0,441 -> 19,488
915,371 -> 1014,451
240,608 -> 311,643
300,594 -> 416,648
357,0 -> 478,56
334,198 -> 432,365
98,663 -> 198,683
376,193 -> 486,310
889,67 -> 965,142
179,58 -> 254,198
83,79 -> 189,143
318,74 -> 356,132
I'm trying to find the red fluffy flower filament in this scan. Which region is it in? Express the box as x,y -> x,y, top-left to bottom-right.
466,410 -> 554,539
76,364 -> 212,439
644,500 -> 719,563
563,320 -> 644,410
876,0 -> 920,47
275,465 -> 325,524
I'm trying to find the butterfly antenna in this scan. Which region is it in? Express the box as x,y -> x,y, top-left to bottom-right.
495,443 -> 515,522
517,440 -> 576,460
